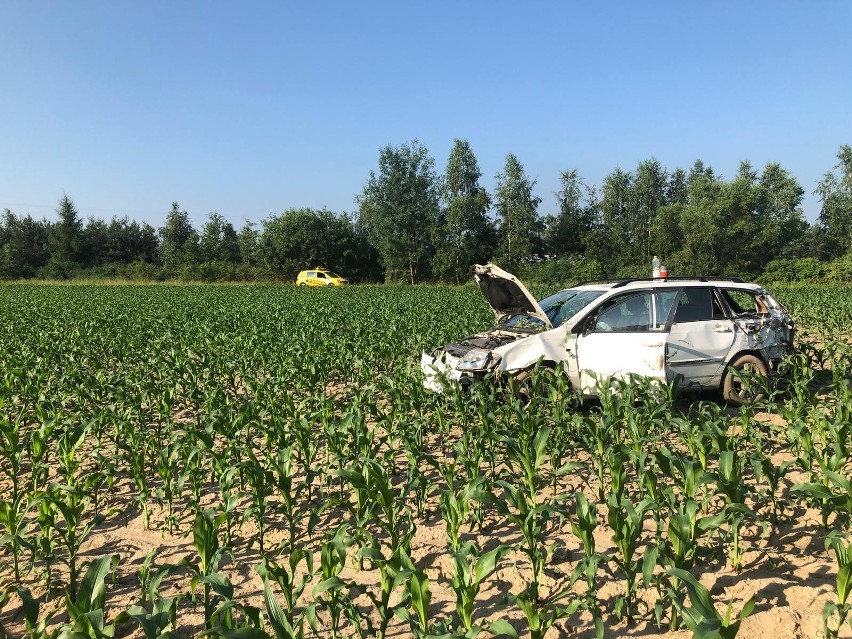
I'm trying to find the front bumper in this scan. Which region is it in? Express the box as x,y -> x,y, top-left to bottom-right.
420,352 -> 463,392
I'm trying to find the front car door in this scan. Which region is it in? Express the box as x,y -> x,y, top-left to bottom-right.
568,290 -> 677,395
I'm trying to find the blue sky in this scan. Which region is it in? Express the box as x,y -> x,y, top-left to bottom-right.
1,1 -> 850,229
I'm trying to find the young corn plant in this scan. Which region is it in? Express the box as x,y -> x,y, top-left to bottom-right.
446,541 -> 508,633
55,421 -> 88,484
443,440 -> 490,533
714,449 -> 759,571
511,589 -> 582,639
188,509 -> 232,630
240,457 -> 274,555
396,568 -> 434,639
665,567 -> 755,639
256,559 -> 312,639
404,449 -> 433,520
577,412 -> 619,502
128,595 -> 179,639
651,500 -> 724,630
440,476 -> 493,553
182,429 -> 213,512
207,578 -> 266,635
26,413 -> 55,495
0,483 -> 34,584
750,452 -> 793,528
0,404 -> 32,583
308,525 -> 359,639
214,465 -> 241,549
292,415 -> 321,502
46,483 -> 111,599
791,470 -> 852,532
120,429 -> 153,529
821,532 -> 852,639
155,440 -> 186,535
356,544 -> 413,639
31,487 -> 59,589
360,458 -> 416,554
58,554 -> 121,639
502,426 -> 553,506
258,550 -> 315,629
607,494 -> 655,624
569,493 -> 604,637
495,479 -> 563,603
270,447 -> 321,554
128,552 -> 182,639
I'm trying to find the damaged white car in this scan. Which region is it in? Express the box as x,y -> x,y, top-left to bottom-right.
421,264 -> 794,404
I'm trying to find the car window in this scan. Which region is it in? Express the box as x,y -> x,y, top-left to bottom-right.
672,288 -> 726,323
500,289 -> 604,330
653,291 -> 679,328
318,272 -> 329,279
720,289 -> 768,315
593,292 -> 653,333
543,290 -> 605,327
307,271 -> 316,278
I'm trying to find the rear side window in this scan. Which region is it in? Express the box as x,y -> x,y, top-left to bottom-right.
720,289 -> 769,315
673,288 -> 726,323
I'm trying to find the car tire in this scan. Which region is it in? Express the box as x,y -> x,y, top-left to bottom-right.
721,354 -> 768,405
326,282 -> 334,287
299,283 -> 307,287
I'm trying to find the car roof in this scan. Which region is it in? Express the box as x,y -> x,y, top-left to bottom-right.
570,278 -> 763,293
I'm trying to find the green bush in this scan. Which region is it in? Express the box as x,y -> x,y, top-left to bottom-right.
761,258 -> 827,284
517,256 -> 606,286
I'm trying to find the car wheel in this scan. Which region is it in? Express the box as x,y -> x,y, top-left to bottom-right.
299,282 -> 307,287
721,354 -> 768,405
326,282 -> 334,287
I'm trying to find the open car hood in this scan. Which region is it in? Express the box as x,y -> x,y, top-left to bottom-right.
472,263 -> 552,329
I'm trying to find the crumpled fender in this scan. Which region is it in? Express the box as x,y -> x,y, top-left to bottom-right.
495,329 -> 570,373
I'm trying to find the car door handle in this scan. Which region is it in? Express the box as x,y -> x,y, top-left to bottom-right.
713,324 -> 733,333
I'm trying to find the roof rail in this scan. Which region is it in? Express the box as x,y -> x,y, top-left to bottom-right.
611,275 -> 745,288
570,279 -> 620,287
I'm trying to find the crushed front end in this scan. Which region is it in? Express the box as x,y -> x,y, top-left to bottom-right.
420,329 -> 526,392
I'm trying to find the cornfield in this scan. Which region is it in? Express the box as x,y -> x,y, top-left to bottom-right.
0,283 -> 850,639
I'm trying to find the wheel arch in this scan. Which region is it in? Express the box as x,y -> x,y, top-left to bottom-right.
721,349 -> 769,384
720,350 -> 769,405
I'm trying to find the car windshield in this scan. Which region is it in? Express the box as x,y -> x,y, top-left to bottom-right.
501,289 -> 605,330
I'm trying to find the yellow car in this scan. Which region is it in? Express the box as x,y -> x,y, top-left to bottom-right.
295,268 -> 348,287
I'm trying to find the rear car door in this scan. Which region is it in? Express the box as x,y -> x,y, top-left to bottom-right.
665,287 -> 736,389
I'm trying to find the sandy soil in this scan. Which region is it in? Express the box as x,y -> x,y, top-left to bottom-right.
0,411 -> 849,639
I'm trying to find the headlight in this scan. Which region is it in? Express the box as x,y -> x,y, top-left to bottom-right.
457,348 -> 492,371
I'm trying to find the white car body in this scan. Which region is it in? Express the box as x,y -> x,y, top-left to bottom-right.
421,264 -> 794,400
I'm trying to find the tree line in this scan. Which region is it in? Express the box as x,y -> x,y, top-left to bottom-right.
2,142 -> 851,284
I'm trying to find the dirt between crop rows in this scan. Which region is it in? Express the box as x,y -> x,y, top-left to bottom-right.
0,410 -> 849,639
